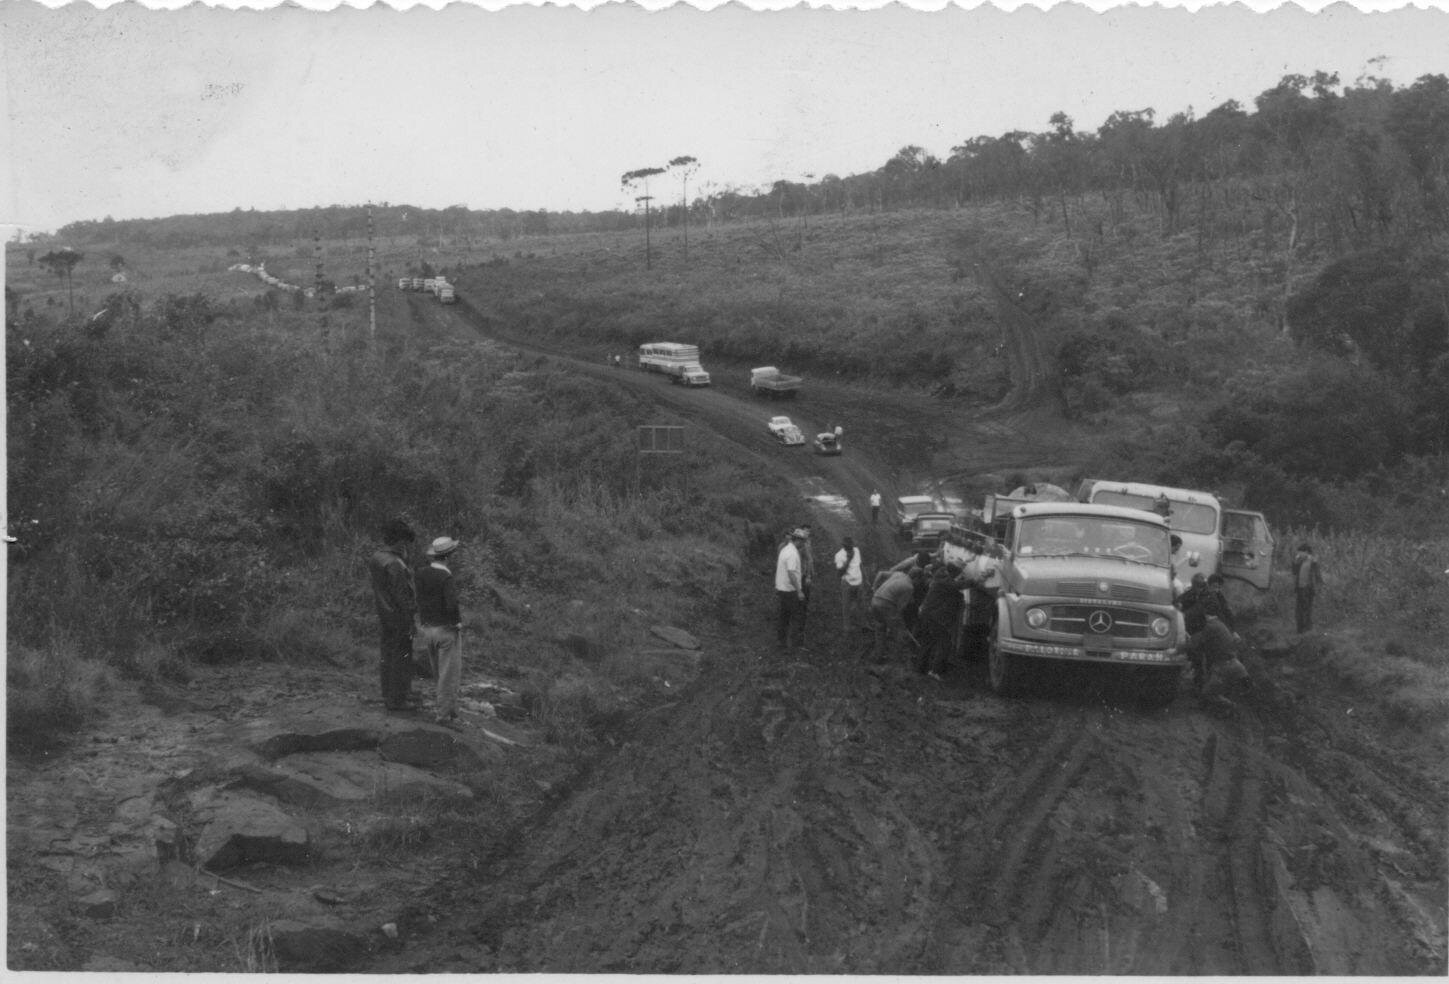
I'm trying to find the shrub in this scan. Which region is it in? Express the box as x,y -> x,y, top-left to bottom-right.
6,635 -> 113,751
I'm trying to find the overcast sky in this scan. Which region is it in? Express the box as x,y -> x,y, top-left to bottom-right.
2,0 -> 1446,234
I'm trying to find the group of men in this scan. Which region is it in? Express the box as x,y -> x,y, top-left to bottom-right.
368,518 -> 466,725
772,523 -> 1001,681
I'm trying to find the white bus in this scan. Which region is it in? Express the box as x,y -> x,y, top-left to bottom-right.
637,343 -> 710,386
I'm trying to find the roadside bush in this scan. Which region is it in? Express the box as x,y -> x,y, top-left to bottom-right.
6,636 -> 113,752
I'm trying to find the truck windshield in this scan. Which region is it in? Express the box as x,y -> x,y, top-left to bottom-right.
1016,516 -> 1171,565
1090,491 -> 1218,535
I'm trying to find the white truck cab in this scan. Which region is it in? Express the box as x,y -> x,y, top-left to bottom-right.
1073,479 -> 1274,591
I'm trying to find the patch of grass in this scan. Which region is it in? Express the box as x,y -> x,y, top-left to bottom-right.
6,634 -> 114,751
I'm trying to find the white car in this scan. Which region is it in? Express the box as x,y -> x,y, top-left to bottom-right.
767,415 -> 806,446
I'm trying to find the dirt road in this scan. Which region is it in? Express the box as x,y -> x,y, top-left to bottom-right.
372,289 -> 1448,975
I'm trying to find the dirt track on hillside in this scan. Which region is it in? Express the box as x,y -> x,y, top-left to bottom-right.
369,288 -> 1449,974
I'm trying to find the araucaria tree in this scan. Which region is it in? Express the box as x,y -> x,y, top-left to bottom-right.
39,247 -> 83,317
669,155 -> 700,260
621,166 -> 666,269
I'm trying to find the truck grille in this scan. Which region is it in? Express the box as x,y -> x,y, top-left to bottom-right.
1049,605 -> 1156,639
1055,580 -> 1150,603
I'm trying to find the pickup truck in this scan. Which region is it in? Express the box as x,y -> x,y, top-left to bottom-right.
909,512 -> 957,551
985,501 -> 1187,706
750,366 -> 802,399
896,495 -> 940,538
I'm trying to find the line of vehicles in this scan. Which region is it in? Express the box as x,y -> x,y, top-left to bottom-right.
397,276 -> 456,303
898,479 -> 1274,706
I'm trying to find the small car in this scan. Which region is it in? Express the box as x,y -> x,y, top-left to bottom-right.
767,416 -> 806,446
813,433 -> 842,456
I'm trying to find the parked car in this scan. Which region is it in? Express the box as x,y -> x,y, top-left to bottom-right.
767,416 -> 806,445
813,432 -> 841,456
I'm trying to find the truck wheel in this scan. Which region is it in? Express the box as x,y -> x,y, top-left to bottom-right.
1135,666 -> 1182,708
987,634 -> 1028,697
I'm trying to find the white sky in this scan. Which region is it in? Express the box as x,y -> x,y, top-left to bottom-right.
2,0 -> 1447,233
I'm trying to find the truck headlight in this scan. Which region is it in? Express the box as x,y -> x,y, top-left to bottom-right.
1151,617 -> 1171,638
1026,607 -> 1048,629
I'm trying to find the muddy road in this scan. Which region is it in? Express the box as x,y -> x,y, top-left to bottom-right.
372,290 -> 1448,975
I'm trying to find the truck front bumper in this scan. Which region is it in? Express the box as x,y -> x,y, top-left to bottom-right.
999,638 -> 1184,666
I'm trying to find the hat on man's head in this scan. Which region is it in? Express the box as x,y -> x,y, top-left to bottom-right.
789,528 -> 808,540
426,536 -> 460,558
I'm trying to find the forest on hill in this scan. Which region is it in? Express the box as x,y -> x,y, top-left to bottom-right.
38,69 -> 1449,254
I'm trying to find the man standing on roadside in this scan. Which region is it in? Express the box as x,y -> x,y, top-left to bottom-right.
369,518 -> 419,712
775,528 -> 808,653
1292,543 -> 1323,633
416,536 -> 463,726
835,535 -> 864,633
869,490 -> 882,525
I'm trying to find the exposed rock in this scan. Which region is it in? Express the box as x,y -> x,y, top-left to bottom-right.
230,698 -> 383,761
77,889 -> 119,919
227,751 -> 473,807
267,919 -> 371,973
190,789 -> 311,871
379,729 -> 489,770
650,625 -> 701,650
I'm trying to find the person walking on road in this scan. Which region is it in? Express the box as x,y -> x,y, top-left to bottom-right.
775,528 -> 808,653
1292,543 -> 1323,633
835,536 -> 864,633
369,518 -> 420,712
416,536 -> 464,726
869,490 -> 882,525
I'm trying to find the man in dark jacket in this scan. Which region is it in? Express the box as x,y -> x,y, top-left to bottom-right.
914,564 -> 968,678
416,536 -> 463,726
369,518 -> 419,712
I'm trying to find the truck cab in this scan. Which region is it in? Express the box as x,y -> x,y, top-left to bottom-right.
1074,479 -> 1274,591
987,502 -> 1187,705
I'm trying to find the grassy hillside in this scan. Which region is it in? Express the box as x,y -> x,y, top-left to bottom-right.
8,194 -> 1448,744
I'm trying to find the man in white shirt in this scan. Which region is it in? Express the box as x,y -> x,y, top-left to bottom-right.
774,528 -> 807,653
834,536 -> 864,633
869,490 -> 882,525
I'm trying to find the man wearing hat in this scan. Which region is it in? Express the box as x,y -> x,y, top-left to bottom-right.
416,535 -> 463,725
369,518 -> 420,712
775,528 -> 808,653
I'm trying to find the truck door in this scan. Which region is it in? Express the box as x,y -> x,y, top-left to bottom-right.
1220,510 -> 1274,591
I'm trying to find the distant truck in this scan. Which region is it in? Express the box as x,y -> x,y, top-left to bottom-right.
984,501 -> 1188,706
750,366 -> 802,399
638,342 -> 711,386
1073,479 -> 1273,592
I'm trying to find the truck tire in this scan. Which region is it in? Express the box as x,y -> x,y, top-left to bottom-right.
987,633 -> 1029,697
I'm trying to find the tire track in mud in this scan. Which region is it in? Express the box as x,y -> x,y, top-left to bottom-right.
926,705 -> 1095,973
